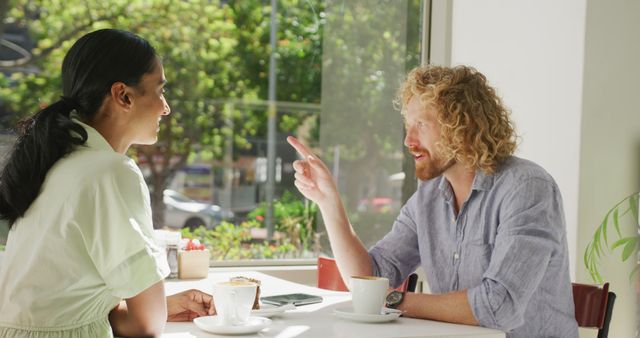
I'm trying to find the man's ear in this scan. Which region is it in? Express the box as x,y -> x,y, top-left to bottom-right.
110,82 -> 133,109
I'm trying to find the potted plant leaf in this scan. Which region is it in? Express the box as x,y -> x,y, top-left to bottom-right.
584,192 -> 640,283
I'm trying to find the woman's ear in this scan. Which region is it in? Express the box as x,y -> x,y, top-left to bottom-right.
110,82 -> 132,109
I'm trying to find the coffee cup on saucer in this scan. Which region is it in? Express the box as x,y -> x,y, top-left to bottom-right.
350,276 -> 389,314
212,280 -> 258,326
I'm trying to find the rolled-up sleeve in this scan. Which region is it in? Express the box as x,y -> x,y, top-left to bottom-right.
369,198 -> 422,288
75,159 -> 169,298
467,178 -> 563,331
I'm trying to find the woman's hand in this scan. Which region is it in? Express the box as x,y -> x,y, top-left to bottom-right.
287,136 -> 338,207
166,289 -> 215,322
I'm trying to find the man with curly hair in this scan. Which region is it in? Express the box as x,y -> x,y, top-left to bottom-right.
288,65 -> 578,337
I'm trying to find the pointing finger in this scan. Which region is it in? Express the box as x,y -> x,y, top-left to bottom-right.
287,136 -> 314,159
307,155 -> 325,170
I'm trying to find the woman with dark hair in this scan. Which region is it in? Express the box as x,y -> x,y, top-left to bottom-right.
0,29 -> 213,337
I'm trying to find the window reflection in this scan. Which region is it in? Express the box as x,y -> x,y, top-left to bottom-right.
0,0 -> 423,261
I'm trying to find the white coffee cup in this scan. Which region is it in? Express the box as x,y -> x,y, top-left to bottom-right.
350,276 -> 389,314
212,280 -> 257,326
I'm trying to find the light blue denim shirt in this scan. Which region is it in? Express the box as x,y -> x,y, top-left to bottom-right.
369,156 -> 578,337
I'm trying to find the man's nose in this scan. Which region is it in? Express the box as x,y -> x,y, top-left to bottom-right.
404,127 -> 417,148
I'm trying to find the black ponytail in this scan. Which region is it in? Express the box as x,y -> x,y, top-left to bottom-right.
0,29 -> 157,227
0,101 -> 87,225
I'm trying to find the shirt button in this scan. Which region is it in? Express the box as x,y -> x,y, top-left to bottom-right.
453,252 -> 459,260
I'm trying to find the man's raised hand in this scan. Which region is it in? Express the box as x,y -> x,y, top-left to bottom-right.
287,136 -> 338,207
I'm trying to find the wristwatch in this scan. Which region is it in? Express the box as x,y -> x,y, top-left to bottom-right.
385,290 -> 405,309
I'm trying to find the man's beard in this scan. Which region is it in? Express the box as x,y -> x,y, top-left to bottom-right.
411,146 -> 454,181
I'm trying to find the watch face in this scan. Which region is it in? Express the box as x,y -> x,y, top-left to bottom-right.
386,291 -> 403,307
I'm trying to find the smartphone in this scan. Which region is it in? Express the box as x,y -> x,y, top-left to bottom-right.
260,293 -> 323,306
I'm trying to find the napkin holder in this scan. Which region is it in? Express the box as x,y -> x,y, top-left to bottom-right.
178,249 -> 209,279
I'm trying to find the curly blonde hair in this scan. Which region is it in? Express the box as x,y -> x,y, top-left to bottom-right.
397,65 -> 517,174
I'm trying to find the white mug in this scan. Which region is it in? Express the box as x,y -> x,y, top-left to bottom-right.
350,276 -> 389,314
212,280 -> 257,326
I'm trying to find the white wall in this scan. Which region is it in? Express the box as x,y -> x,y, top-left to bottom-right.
448,0 -> 586,279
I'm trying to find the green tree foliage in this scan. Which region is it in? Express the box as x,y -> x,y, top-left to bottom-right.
0,0 -> 324,227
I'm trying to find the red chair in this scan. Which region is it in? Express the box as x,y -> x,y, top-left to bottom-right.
317,256 -> 417,292
572,282 -> 616,338
317,256 -> 349,291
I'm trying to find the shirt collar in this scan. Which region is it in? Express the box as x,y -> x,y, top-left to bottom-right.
471,169 -> 494,191
436,168 -> 495,201
437,176 -> 453,201
71,115 -> 115,152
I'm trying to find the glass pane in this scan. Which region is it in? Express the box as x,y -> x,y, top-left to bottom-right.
320,0 -> 422,250
0,0 -> 423,262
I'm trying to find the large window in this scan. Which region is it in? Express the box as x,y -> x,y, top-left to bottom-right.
0,0 -> 424,263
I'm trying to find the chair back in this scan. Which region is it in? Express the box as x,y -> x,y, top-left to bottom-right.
316,256 -> 418,293
317,256 -> 349,291
572,282 -> 616,338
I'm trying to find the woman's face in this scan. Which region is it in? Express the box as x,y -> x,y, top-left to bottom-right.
128,58 -> 171,145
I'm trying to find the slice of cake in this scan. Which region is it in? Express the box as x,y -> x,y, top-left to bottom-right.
230,276 -> 261,309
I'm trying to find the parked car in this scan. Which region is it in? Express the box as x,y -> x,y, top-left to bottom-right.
163,189 -> 234,230
356,197 -> 398,214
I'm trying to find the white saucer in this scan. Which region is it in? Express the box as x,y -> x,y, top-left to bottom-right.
252,303 -> 295,317
193,315 -> 271,335
333,307 -> 403,323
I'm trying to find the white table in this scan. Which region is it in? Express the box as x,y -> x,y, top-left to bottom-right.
163,271 -> 505,338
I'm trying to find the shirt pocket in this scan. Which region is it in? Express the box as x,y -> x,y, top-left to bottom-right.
460,241 -> 494,288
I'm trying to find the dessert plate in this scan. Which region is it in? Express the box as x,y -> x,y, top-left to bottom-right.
333,307 -> 402,323
193,315 -> 271,335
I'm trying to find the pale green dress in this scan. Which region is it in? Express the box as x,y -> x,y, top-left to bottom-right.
0,120 -> 169,337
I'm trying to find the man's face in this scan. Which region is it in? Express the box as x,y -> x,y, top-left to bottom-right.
403,95 -> 453,181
